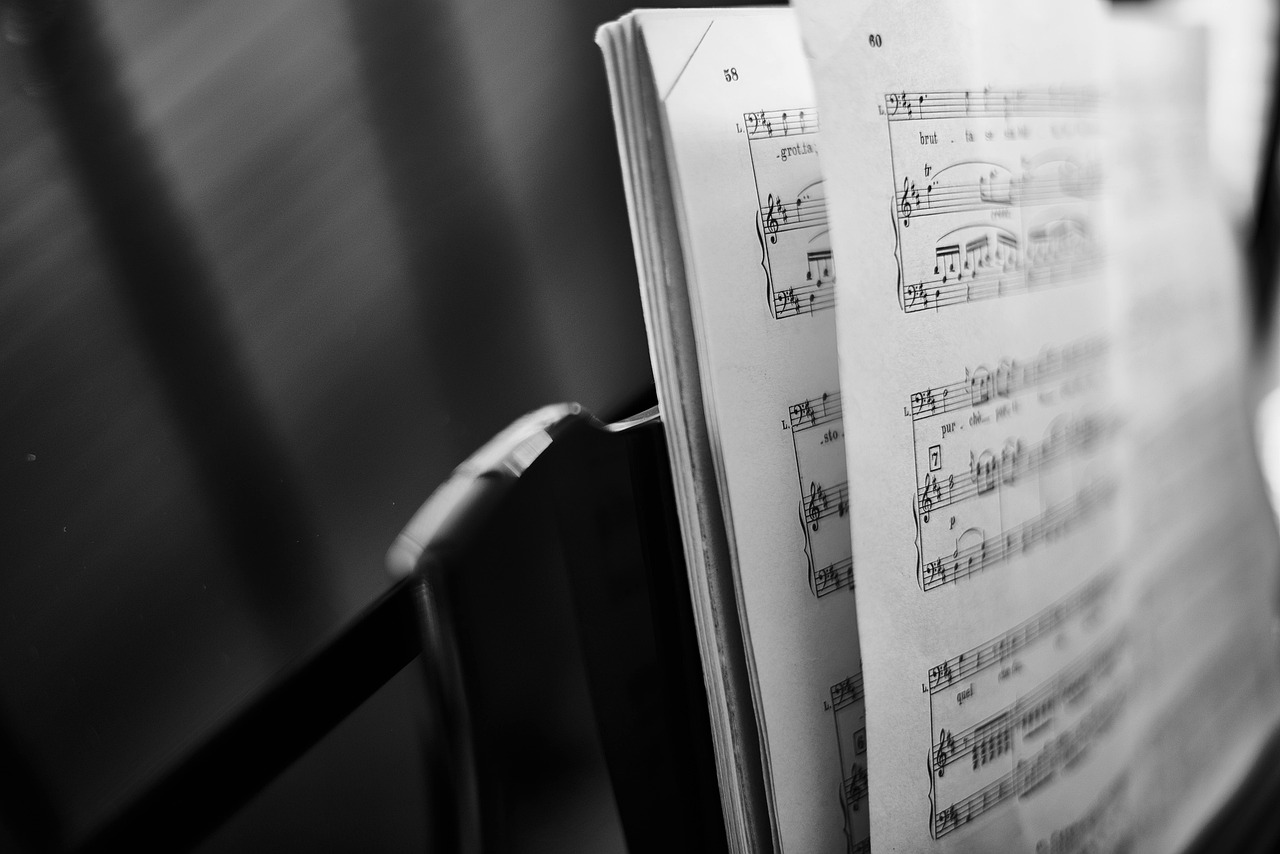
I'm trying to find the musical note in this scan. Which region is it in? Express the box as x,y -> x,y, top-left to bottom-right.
964,235 -> 989,273
977,170 -> 1012,205
935,244 -> 960,283
807,249 -> 835,285
968,367 -> 992,406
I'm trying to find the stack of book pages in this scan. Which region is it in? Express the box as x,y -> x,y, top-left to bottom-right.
598,3 -> 1280,852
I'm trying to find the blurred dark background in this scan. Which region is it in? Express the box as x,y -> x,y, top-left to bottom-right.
0,0 -> 685,849
0,0 -> 1275,852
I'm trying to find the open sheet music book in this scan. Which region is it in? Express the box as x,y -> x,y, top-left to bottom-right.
597,4 -> 1280,852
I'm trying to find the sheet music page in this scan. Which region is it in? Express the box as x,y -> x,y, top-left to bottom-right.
637,10 -> 868,851
793,1 -> 1280,851
795,1 -> 1132,850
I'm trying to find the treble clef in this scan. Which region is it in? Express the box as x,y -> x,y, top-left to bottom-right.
806,481 -> 826,530
921,474 -> 935,523
900,177 -> 913,227
934,729 -> 955,778
764,193 -> 781,244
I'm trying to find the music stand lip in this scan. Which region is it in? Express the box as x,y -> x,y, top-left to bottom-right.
386,402 -> 662,579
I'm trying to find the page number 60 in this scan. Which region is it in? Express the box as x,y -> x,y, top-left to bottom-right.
868,34 -> 882,47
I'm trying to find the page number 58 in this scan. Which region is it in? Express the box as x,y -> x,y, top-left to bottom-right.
724,67 -> 739,82
868,34 -> 882,47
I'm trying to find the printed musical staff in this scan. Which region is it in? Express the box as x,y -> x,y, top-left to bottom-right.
790,390 -> 843,432
886,89 -> 1099,123
897,170 -> 1101,225
930,634 -> 1124,777
903,251 -> 1102,312
921,479 -> 1116,591
774,278 -> 838,318
927,572 -> 1115,694
745,107 -> 820,139
932,690 -> 1126,839
762,190 -> 829,239
917,413 -> 1117,518
815,556 -> 854,597
908,337 -> 1108,421
805,479 -> 850,531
